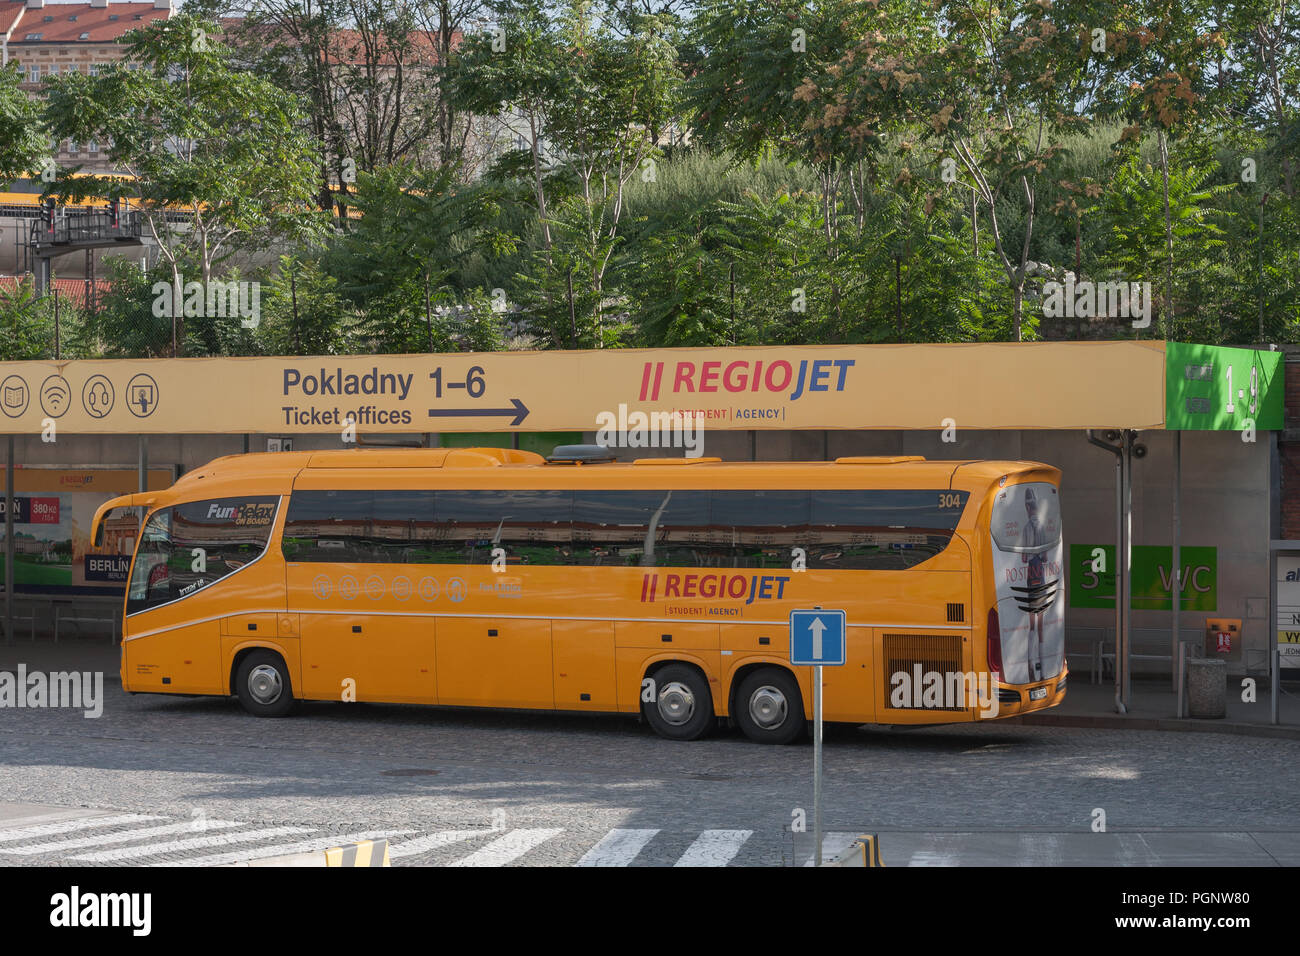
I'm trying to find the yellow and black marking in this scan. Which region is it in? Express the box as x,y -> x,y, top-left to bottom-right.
325,839 -> 390,867
828,834 -> 885,867
859,834 -> 885,867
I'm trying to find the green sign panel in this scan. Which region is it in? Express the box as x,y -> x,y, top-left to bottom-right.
1069,544 -> 1217,611
1165,342 -> 1283,430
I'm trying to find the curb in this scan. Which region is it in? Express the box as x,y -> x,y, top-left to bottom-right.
821,834 -> 885,867
1012,712 -> 1300,740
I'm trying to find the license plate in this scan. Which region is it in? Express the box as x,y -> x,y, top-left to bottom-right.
1029,686 -> 1047,701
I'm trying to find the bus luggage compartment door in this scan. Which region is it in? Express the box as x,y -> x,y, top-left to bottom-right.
299,613 -> 436,704
436,617 -> 554,710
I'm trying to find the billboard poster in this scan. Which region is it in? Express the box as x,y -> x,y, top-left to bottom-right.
990,482 -> 1066,685
1276,555 -> 1300,668
0,467 -> 174,595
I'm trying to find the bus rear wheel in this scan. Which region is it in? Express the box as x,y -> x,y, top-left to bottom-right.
735,668 -> 804,744
235,650 -> 295,718
642,664 -> 713,741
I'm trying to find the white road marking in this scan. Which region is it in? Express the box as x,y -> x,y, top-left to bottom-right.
0,814 -> 164,845
0,809 -> 114,828
170,831 -> 414,867
450,829 -> 563,867
575,828 -> 660,867
71,826 -> 317,862
388,830 -> 486,859
1,819 -> 245,855
673,829 -> 752,867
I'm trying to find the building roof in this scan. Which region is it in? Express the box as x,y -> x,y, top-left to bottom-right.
0,274 -> 113,309
222,16 -> 461,68
1,1 -> 169,45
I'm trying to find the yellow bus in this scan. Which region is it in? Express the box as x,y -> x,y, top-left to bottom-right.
91,446 -> 1067,743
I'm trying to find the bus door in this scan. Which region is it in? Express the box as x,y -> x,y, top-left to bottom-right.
281,488 -> 437,704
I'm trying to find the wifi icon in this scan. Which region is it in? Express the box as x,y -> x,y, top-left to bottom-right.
40,375 -> 71,418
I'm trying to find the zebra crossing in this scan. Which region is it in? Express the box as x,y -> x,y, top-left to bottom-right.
0,807 -> 804,867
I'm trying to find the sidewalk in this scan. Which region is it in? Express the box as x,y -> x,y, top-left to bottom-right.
0,638 -> 121,680
1015,676 -> 1300,740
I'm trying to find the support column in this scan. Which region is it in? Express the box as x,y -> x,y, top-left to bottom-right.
1172,431 -> 1181,692
1120,431 -> 1134,711
5,436 -> 13,645
1113,442 -> 1124,712
138,435 -> 148,494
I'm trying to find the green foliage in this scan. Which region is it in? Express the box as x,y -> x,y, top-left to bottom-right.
0,63 -> 46,182
323,162 -> 511,351
1098,154 -> 1237,338
255,255 -> 355,356
68,257 -> 177,358
0,277 -> 55,360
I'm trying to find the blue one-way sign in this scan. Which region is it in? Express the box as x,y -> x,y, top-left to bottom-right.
789,609 -> 846,666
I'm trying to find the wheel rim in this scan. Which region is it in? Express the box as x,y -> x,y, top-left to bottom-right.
248,664 -> 283,705
657,681 -> 695,726
748,685 -> 788,730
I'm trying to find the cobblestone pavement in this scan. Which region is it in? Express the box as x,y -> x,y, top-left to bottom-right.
0,690 -> 1297,865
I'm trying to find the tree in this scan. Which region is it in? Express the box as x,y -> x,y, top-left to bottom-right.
1105,0 -> 1224,336
0,277 -> 54,360
324,162 -> 512,351
43,11 -> 323,354
0,63 -> 46,182
450,1 -> 681,343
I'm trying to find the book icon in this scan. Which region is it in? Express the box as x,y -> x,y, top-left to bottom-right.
0,375 -> 28,418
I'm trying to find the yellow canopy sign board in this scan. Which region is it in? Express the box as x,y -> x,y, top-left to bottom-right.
0,341 -> 1167,435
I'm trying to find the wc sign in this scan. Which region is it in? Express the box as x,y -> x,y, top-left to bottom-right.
1069,544 -> 1216,611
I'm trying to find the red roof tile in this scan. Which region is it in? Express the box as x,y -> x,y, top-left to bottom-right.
0,273 -> 114,309
3,2 -> 170,45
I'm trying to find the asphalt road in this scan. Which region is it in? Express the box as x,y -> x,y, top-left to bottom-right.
1,688 -> 1298,866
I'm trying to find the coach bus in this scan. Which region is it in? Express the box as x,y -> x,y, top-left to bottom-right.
90,447 -> 1066,743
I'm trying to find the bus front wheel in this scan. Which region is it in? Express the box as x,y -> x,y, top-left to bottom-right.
235,650 -> 295,718
642,664 -> 713,741
735,668 -> 805,744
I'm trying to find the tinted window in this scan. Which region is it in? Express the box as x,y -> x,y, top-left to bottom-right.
439,489 -> 572,566
127,497 -> 278,614
282,488 -> 967,570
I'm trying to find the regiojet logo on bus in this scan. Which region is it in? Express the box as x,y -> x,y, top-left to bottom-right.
641,573 -> 792,604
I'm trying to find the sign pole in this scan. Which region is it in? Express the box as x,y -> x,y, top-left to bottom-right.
790,605 -> 844,868
1271,546 -> 1278,725
813,662 -> 823,867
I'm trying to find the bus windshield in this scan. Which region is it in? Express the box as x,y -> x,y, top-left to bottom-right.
126,497 -> 279,615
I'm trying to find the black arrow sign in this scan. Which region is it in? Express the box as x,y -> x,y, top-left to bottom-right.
428,397 -> 530,427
